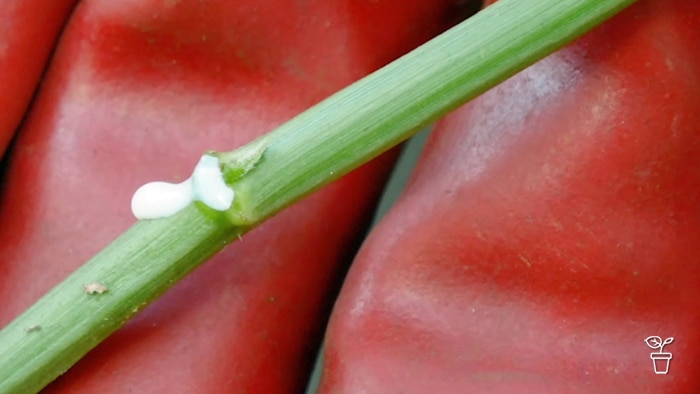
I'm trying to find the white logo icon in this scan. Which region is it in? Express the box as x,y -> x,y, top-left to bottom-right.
645,336 -> 674,374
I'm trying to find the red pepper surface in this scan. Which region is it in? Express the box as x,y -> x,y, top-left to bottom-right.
0,1 -> 78,158
320,0 -> 700,392
0,0 -> 456,392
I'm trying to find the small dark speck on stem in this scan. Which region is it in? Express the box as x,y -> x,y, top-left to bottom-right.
83,282 -> 108,295
24,325 -> 41,333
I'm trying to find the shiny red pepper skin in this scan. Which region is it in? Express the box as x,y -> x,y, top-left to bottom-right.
0,0 -> 78,157
320,1 -> 700,392
0,0 -> 455,391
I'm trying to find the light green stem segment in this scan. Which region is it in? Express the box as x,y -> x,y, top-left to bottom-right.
0,207 -> 238,394
223,0 -> 637,223
0,0 -> 636,392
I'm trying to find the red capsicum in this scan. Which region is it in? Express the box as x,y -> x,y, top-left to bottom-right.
0,0 -> 78,158
320,0 -> 700,392
0,0 -> 457,391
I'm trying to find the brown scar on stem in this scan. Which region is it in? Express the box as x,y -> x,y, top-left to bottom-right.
83,282 -> 108,294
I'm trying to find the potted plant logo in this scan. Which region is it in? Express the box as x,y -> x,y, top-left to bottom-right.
645,336 -> 674,374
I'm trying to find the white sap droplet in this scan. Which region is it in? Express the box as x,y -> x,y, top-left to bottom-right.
192,155 -> 235,211
131,179 -> 194,220
130,154 -> 235,220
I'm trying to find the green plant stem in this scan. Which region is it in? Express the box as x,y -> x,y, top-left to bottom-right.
0,0 -> 637,392
0,207 -> 239,394
225,0 -> 637,223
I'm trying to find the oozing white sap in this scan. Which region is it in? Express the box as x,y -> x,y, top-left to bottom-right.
131,155 -> 234,220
